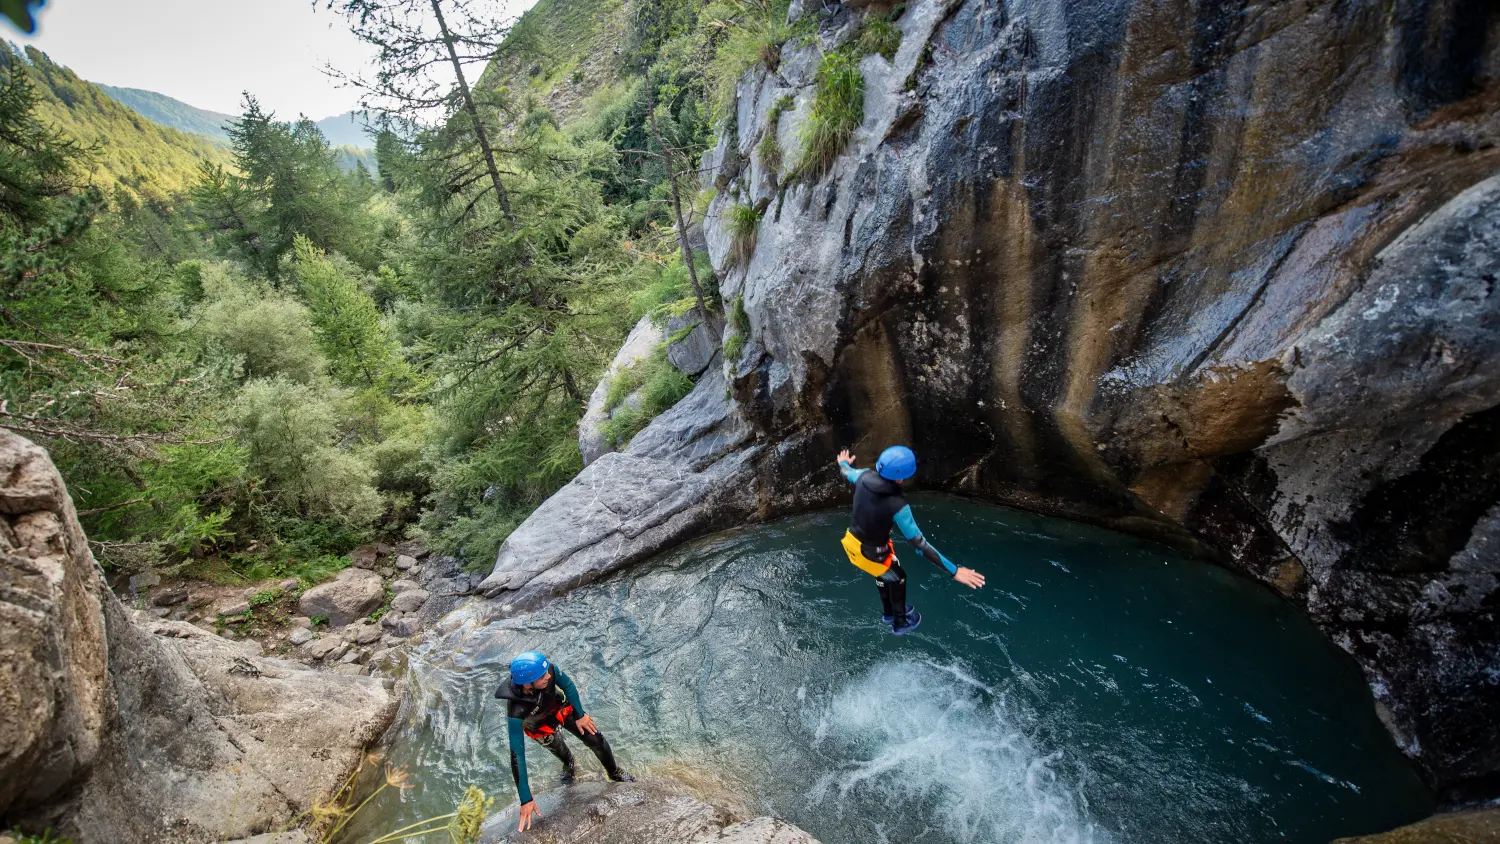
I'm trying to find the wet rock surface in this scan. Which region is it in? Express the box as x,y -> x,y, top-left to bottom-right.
481,779 -> 819,844
1332,807 -> 1500,843
0,432 -> 397,843
488,0 -> 1500,799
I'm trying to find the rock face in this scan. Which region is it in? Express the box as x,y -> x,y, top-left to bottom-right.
1332,808 -> 1500,843
578,316 -> 666,466
496,0 -> 1500,798
480,779 -> 819,844
297,567 -> 384,627
0,431 -> 397,842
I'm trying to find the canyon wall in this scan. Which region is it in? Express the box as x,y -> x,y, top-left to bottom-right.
483,0 -> 1500,799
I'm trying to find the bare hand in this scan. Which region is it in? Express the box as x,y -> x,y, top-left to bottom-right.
837,448 -> 855,466
575,714 -> 600,735
955,567 -> 985,589
519,800 -> 542,832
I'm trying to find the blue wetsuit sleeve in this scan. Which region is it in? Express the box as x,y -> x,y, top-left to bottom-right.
508,716 -> 532,804
838,460 -> 867,484
554,668 -> 585,715
894,505 -> 959,576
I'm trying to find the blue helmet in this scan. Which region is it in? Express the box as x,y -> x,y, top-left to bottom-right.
510,651 -> 551,685
876,445 -> 917,481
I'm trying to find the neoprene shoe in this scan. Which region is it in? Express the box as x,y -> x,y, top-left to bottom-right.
892,610 -> 922,636
559,768 -> 577,785
609,770 -> 636,783
881,604 -> 915,625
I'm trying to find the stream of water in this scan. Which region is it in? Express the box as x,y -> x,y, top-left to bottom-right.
342,496 -> 1432,843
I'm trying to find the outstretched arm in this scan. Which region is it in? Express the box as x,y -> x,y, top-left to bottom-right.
893,506 -> 986,588
507,716 -> 533,805
836,448 -> 866,484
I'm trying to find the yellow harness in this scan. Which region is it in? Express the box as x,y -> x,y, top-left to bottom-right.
841,530 -> 895,577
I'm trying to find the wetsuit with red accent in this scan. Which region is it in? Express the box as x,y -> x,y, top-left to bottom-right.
495,664 -> 622,804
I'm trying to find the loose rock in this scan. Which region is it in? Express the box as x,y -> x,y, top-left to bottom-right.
218,602 -> 251,618
348,621 -> 383,645
302,637 -> 342,660
297,568 -> 383,627
395,554 -> 417,570
151,585 -> 189,607
390,589 -> 430,614
350,544 -> 379,569
288,628 -> 313,646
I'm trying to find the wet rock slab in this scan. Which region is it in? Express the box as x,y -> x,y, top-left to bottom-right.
481,779 -> 819,844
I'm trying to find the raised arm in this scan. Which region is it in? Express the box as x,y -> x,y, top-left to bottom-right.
836,448 -> 866,484
893,506 -> 986,588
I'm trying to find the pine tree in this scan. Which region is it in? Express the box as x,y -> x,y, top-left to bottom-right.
291,235 -> 399,389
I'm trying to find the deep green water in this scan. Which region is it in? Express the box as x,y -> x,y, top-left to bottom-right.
343,496 -> 1433,843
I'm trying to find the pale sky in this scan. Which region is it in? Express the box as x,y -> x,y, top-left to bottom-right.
15,0 -> 535,120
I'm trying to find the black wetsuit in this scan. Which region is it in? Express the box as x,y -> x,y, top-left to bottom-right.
494,665 -> 622,803
841,463 -> 958,627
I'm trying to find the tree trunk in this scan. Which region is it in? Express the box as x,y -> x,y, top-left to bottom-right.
646,83 -> 717,336
431,0 -> 514,223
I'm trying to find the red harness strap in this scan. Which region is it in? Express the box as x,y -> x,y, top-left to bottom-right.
524,703 -> 575,740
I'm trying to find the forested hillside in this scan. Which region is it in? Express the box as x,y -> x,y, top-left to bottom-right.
98,83 -> 235,141
5,44 -> 233,201
0,0 -> 818,585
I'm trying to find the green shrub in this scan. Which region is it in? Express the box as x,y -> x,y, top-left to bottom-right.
249,588 -> 281,607
198,273 -> 326,384
231,378 -> 383,527
853,17 -> 902,60
727,203 -> 761,265
604,345 -> 693,448
795,51 -> 864,181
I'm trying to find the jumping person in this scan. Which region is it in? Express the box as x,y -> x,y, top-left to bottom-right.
837,446 -> 986,634
495,651 -> 634,832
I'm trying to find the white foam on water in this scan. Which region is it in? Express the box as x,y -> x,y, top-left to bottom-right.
809,658 -> 1113,844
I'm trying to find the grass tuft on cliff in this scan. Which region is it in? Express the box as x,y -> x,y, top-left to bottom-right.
604,344 -> 693,448
757,94 -> 795,175
727,202 -> 761,265
794,51 -> 864,181
853,17 -> 903,60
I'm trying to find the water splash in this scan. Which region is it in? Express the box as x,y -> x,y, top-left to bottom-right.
810,659 -> 1110,844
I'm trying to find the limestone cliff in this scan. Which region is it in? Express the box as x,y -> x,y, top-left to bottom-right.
0,431 -> 397,842
482,0 -> 1500,800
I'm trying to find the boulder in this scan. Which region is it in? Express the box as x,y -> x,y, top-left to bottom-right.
150,585 -> 188,607
390,588 -> 429,614
0,433 -> 110,818
0,432 -> 396,843
349,544 -> 379,569
297,568 -> 383,627
395,539 -> 427,558
391,578 -> 421,594
303,637 -> 343,660
288,627 -> 313,647
394,554 -> 417,570
217,601 -> 251,617
348,621 -> 383,645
